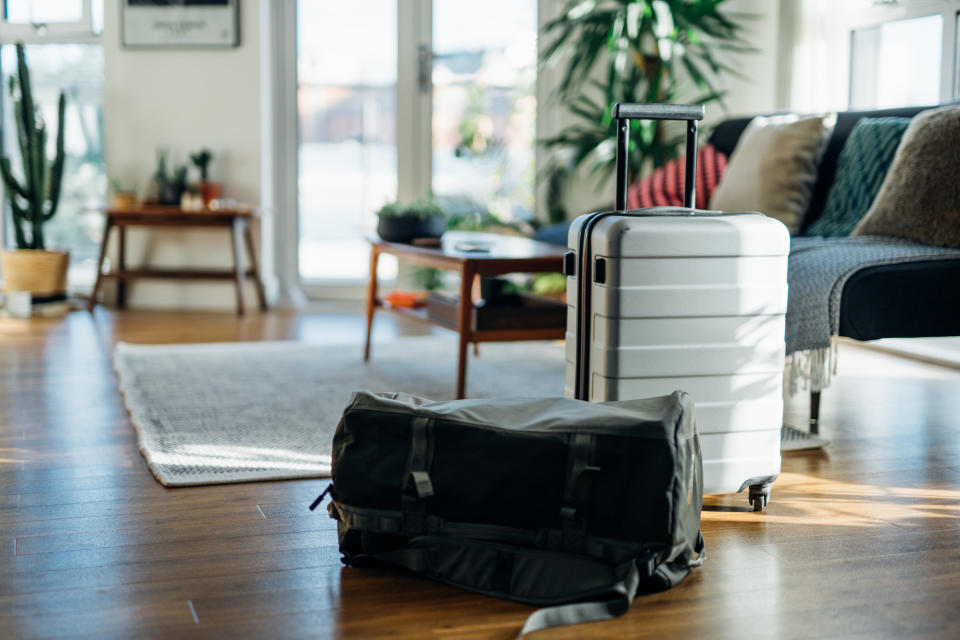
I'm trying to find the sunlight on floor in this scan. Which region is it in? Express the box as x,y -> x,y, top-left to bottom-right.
704,472 -> 960,527
151,444 -> 333,473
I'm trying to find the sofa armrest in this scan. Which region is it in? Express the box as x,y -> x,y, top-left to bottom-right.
839,260 -> 960,341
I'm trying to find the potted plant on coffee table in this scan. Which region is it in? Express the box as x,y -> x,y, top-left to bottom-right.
375,198 -> 446,243
0,42 -> 69,312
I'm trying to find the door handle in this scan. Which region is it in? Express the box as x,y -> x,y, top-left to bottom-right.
418,44 -> 431,94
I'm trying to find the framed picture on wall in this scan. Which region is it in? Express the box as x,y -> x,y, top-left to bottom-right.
122,0 -> 239,48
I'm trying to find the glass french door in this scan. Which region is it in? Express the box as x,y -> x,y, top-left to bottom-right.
296,0 -> 537,287
297,1 -> 398,283
431,0 -> 537,223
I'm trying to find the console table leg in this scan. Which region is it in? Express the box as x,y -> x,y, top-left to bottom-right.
116,226 -> 127,309
231,217 -> 246,316
456,265 -> 475,399
243,221 -> 267,311
88,219 -> 113,312
364,247 -> 380,362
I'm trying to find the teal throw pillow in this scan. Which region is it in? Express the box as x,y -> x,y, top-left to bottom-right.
804,117 -> 911,237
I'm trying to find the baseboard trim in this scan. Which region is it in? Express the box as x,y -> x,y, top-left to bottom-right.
841,337 -> 960,371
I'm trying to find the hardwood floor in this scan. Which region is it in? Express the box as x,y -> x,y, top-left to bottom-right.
1,307 -> 958,639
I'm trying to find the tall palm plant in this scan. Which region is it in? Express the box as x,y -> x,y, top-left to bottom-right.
540,0 -> 750,220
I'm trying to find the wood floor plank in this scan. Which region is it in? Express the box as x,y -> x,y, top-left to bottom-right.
0,308 -> 957,639
10,511 -> 336,556
0,528 -> 338,575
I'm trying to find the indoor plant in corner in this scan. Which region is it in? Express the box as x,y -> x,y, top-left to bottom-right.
539,0 -> 749,222
0,42 -> 68,313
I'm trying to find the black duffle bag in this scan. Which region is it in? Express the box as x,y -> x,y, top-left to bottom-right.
315,390 -> 705,636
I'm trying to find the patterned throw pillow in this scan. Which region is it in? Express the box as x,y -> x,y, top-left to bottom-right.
626,144 -> 727,209
804,117 -> 911,237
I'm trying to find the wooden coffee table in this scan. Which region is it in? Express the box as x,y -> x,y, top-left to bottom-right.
365,231 -> 567,398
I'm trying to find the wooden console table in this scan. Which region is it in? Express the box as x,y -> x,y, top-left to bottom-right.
88,205 -> 267,316
365,231 -> 567,398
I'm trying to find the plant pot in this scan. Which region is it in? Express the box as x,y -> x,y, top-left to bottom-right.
376,215 -> 446,243
112,193 -> 137,208
199,180 -> 222,206
1,249 -> 69,304
160,182 -> 186,206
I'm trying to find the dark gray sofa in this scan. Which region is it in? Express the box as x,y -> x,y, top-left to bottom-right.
537,104 -> 960,430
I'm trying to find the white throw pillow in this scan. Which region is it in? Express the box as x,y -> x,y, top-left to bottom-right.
709,114 -> 832,233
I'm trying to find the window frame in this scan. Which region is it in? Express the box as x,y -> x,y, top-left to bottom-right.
0,0 -> 99,43
843,0 -> 960,107
0,0 -> 102,288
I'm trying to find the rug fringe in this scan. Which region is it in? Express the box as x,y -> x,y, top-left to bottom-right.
785,338 -> 839,395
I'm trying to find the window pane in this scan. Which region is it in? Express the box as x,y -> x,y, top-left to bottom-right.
297,0 -> 397,282
5,0 -> 84,23
850,14 -> 942,109
432,0 -> 537,225
1,44 -> 106,288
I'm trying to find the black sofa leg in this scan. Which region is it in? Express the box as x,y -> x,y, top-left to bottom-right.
809,391 -> 821,435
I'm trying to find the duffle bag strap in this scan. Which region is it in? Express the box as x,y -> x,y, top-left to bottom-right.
519,532 -> 706,637
559,432 -> 600,548
517,561 -> 640,638
401,416 -> 436,534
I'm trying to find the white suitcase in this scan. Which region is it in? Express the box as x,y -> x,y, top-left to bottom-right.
564,103 -> 790,511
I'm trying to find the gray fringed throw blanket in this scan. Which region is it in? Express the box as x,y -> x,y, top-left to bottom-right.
785,235 -> 960,392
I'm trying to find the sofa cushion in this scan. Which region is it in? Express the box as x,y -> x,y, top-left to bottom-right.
854,105 -> 960,247
804,117 -> 911,237
626,144 -> 727,209
708,105 -> 939,232
708,115 -> 831,233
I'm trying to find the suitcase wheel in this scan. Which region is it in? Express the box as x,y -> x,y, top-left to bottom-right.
748,483 -> 772,512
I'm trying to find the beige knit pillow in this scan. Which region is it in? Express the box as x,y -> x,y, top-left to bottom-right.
709,115 -> 831,233
853,105 -> 960,247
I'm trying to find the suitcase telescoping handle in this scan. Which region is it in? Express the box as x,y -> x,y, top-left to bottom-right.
571,103 -> 706,401
613,103 -> 705,210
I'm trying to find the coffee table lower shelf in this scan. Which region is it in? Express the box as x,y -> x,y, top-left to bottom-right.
375,298 -> 566,343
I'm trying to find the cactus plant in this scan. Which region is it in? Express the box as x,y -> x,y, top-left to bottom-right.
0,42 -> 66,251
190,148 -> 213,181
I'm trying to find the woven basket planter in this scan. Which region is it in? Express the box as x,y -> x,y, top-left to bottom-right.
1,249 -> 69,301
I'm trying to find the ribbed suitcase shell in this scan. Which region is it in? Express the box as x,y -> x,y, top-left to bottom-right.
565,212 -> 790,495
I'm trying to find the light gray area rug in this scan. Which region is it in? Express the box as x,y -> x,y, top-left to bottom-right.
114,338 -> 825,487
113,338 -> 566,486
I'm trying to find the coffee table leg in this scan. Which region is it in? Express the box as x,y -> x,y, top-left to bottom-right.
456,263 -> 475,399
364,246 -> 380,362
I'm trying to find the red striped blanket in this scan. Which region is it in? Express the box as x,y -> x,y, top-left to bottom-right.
626,144 -> 727,209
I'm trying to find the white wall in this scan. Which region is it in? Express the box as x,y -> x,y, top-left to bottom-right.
103,0 -> 268,310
